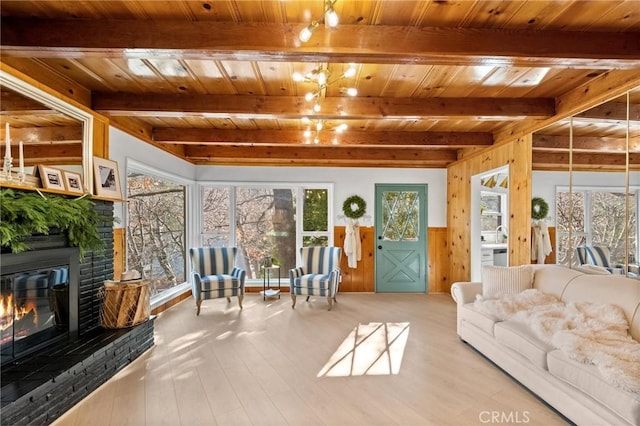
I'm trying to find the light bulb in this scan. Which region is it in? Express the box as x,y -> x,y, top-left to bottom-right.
305,92 -> 315,102
326,8 -> 339,27
316,122 -> 323,131
301,116 -> 311,124
336,123 -> 348,133
313,102 -> 321,112
317,71 -> 327,86
303,129 -> 312,138
292,72 -> 305,82
299,21 -> 318,42
343,66 -> 356,78
314,137 -> 320,144
345,87 -> 358,97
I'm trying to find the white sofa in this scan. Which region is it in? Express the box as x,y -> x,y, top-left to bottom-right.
451,264 -> 640,426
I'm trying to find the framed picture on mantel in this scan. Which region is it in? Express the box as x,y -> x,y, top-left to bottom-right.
37,165 -> 66,191
63,170 -> 84,194
93,156 -> 122,200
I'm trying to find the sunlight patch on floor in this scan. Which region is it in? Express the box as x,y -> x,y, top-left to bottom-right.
317,322 -> 410,377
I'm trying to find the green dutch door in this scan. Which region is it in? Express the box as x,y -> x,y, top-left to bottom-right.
375,184 -> 428,293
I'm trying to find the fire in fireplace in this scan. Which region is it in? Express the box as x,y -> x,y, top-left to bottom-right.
0,248 -> 79,366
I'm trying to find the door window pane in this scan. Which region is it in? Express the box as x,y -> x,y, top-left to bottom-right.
382,191 -> 419,241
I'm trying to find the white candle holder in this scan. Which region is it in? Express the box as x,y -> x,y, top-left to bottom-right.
2,156 -> 13,181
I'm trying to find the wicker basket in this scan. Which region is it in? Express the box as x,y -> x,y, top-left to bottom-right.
98,279 -> 150,329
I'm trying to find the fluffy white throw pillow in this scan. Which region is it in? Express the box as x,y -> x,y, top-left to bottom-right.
481,265 -> 534,299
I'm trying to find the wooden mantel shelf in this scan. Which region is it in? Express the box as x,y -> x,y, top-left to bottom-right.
0,182 -> 126,202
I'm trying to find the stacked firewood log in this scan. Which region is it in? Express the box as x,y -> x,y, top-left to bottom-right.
99,279 -> 150,328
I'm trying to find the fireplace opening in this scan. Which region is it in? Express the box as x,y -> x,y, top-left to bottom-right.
0,248 -> 79,366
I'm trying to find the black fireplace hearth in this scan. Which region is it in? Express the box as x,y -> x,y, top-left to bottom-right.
0,197 -> 154,425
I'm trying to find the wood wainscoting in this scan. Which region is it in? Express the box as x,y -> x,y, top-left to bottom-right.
334,226 -> 449,293
113,226 -> 450,295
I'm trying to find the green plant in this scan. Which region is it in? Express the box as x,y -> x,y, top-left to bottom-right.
0,188 -> 108,258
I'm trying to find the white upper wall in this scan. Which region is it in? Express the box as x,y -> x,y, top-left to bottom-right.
108,126 -> 448,228
109,127 -> 197,223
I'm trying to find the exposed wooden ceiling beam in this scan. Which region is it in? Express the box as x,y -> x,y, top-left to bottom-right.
575,102 -> 640,123
184,145 -> 457,167
2,19 -> 639,69
23,143 -> 82,166
532,134 -> 634,152
153,128 -> 493,147
2,126 -> 83,144
94,93 -> 554,120
532,151 -> 640,170
0,90 -> 57,114
494,70 -> 640,145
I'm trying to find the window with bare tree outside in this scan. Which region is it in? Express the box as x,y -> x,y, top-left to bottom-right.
127,172 -> 186,297
556,188 -> 637,267
201,185 -> 330,282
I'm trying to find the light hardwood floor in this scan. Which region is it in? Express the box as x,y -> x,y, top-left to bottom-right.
53,293 -> 568,426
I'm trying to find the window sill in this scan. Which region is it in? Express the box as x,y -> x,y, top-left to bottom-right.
151,281 -> 191,311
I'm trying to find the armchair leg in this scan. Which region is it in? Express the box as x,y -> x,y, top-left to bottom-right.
291,294 -> 297,309
306,296 -> 310,302
196,300 -> 202,316
226,297 -> 231,303
327,297 -> 333,311
238,295 -> 244,310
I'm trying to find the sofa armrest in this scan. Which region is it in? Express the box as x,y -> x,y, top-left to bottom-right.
450,282 -> 482,305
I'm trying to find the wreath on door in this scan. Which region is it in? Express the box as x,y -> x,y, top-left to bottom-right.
342,195 -> 367,219
531,197 -> 549,220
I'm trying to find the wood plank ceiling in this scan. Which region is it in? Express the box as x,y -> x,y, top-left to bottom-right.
1,0 -> 639,168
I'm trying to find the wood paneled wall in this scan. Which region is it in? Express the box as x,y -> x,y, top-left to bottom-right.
334,226 -> 449,293
334,226 -> 375,292
447,135 -> 533,288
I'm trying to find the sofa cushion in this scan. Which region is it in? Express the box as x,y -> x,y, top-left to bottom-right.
460,303 -> 499,337
494,321 -> 555,370
547,349 -> 640,425
574,264 -> 612,275
482,265 -> 534,299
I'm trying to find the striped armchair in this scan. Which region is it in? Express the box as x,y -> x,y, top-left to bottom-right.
189,247 -> 246,315
575,245 -> 623,274
289,246 -> 342,310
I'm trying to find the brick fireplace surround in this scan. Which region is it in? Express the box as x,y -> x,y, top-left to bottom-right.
0,199 -> 155,425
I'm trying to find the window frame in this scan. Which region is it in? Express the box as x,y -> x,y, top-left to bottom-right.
197,181 -> 334,284
555,185 -> 639,266
125,158 -> 197,307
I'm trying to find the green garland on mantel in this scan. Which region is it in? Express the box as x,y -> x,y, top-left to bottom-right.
342,195 -> 367,219
0,188 -> 106,258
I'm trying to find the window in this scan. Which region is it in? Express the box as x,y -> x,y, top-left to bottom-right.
556,188 -> 637,266
480,191 -> 507,242
201,185 -> 331,281
127,171 -> 186,297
